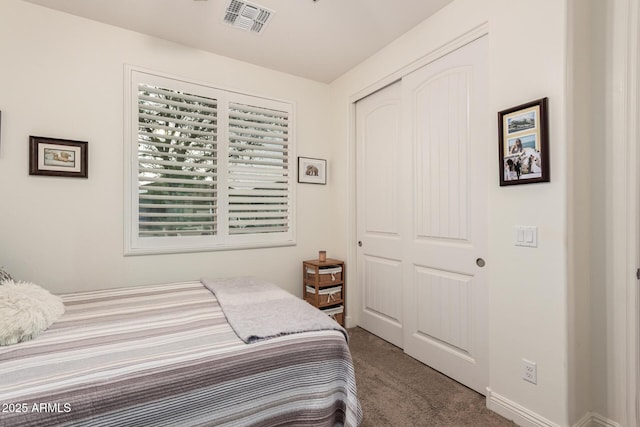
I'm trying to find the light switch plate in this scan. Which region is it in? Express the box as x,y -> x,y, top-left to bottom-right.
514,226 -> 537,247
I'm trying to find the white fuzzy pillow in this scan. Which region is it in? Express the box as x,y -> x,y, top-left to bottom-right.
0,280 -> 65,346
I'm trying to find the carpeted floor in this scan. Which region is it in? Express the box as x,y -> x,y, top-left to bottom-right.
348,327 -> 517,427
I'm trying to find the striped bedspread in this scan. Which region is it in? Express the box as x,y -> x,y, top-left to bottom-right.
0,281 -> 362,427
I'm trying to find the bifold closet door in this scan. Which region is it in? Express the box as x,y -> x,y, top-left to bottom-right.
401,36 -> 489,394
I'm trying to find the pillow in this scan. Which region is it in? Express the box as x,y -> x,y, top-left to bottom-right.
0,267 -> 13,284
0,280 -> 65,346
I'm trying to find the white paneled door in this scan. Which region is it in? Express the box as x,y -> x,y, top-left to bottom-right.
356,36 -> 489,394
355,82 -> 404,347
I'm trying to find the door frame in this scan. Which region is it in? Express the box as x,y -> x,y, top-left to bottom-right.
625,0 -> 639,424
345,24 -> 490,329
612,0 -> 639,425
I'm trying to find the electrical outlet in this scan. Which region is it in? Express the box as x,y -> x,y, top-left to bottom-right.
523,359 -> 537,384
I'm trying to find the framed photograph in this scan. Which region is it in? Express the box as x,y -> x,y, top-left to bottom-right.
298,157 -> 326,184
29,136 -> 88,178
498,97 -> 549,186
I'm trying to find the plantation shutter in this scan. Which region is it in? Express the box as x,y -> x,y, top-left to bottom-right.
227,101 -> 291,236
127,67 -> 295,254
137,84 -> 218,238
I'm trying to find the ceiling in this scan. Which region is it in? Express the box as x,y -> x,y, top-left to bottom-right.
23,0 -> 453,83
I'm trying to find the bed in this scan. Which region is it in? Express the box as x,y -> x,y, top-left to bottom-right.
0,280 -> 362,426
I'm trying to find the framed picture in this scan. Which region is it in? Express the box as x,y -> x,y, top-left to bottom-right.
298,157 -> 326,184
29,136 -> 88,178
498,97 -> 549,186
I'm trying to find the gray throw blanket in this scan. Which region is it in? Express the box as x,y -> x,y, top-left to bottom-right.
201,276 -> 348,344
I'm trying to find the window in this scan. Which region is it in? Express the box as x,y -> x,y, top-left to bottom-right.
125,68 -> 295,254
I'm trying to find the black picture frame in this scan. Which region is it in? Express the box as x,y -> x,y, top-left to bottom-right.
29,136 -> 88,178
498,97 -> 549,186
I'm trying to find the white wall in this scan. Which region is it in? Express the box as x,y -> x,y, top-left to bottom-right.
566,0 -> 619,424
566,0 -> 588,423
0,0 -> 335,296
567,1 -> 608,423
330,0 -> 571,425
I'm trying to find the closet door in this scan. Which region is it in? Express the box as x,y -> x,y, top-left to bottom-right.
355,82 -> 405,347
401,36 -> 489,394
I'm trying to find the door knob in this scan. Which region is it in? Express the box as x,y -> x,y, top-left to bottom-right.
476,258 -> 485,267
358,241 -> 363,247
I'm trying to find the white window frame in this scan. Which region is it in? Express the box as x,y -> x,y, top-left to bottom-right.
124,66 -> 296,255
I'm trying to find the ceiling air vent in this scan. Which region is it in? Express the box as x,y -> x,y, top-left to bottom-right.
224,0 -> 274,34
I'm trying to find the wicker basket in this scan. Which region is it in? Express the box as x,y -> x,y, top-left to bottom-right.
305,266 -> 342,283
331,312 -> 344,325
305,285 -> 342,306
321,305 -> 344,326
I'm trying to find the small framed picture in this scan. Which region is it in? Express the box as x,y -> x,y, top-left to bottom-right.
498,97 -> 549,186
298,157 -> 326,184
29,136 -> 88,178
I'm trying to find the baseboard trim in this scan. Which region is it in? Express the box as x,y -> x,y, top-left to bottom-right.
345,315 -> 354,328
485,389 -> 622,427
573,412 -> 622,427
573,412 -> 592,427
486,388 -> 559,427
